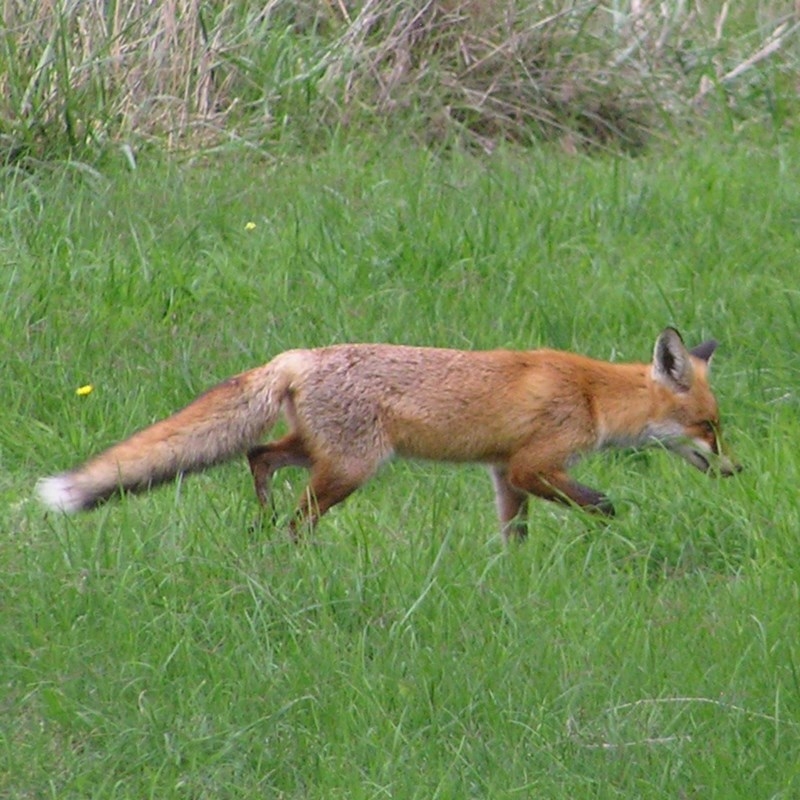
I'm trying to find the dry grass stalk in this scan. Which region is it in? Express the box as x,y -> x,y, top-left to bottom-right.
0,0 -> 796,158
2,0 -> 236,152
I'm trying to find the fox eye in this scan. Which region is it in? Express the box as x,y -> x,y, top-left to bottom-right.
699,420 -> 720,452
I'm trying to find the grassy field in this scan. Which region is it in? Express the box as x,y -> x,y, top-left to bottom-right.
2,130 -> 800,797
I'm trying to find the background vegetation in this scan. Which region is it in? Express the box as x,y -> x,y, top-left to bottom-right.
1,0 -> 798,159
2,2 -> 799,798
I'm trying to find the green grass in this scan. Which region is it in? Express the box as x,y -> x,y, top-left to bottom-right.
3,131 -> 800,798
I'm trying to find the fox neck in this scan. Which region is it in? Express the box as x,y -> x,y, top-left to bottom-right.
592,362 -> 668,450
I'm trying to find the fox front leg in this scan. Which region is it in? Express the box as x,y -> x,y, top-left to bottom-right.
490,466 -> 530,541
541,472 -> 616,516
507,454 -> 616,517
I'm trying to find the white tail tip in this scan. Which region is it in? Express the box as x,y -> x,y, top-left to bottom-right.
36,474 -> 85,514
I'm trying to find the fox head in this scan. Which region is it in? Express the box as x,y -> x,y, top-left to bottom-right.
648,327 -> 741,477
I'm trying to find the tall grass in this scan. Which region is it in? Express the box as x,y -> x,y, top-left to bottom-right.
3,133 -> 800,797
1,0 -> 798,159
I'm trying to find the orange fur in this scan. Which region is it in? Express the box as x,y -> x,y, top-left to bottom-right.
37,328 -> 739,539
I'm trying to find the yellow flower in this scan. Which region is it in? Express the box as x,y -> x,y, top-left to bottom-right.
245,221 -> 256,231
76,384 -> 94,397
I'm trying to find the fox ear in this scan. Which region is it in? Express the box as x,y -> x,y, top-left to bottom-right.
652,327 -> 694,392
689,339 -> 718,366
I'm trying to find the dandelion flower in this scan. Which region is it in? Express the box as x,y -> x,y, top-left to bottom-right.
76,384 -> 94,397
245,221 -> 256,231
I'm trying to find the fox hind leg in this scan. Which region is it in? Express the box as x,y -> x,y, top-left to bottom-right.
290,458 -> 381,540
248,439 -> 367,538
247,433 -> 312,514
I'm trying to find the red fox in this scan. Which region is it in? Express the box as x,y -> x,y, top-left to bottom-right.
37,328 -> 739,539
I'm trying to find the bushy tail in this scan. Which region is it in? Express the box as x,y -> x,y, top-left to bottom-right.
37,358 -> 294,513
